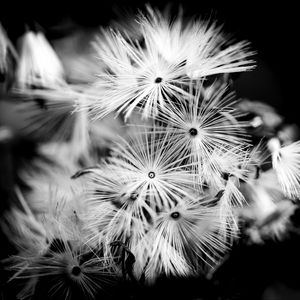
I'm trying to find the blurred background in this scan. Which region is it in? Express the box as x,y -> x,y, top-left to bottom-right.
1,1 -> 300,299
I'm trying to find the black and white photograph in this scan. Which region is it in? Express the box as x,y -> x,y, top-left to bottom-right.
1,1 -> 299,299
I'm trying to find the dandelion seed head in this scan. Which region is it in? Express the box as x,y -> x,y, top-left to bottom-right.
85,4 -> 255,121
107,129 -> 198,208
140,197 -> 230,282
156,81 -> 249,186
7,228 -> 117,300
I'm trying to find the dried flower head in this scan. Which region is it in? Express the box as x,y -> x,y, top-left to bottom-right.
7,236 -> 116,300
138,197 -> 230,282
84,7 -> 255,121
156,81 -> 249,183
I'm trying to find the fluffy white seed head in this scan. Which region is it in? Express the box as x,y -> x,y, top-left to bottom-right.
15,30 -> 66,91
139,197 -> 230,282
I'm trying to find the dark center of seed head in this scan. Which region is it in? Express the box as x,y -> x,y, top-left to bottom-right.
154,77 -> 163,83
171,212 -> 180,219
71,265 -> 82,276
148,171 -> 155,179
189,128 -> 198,136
